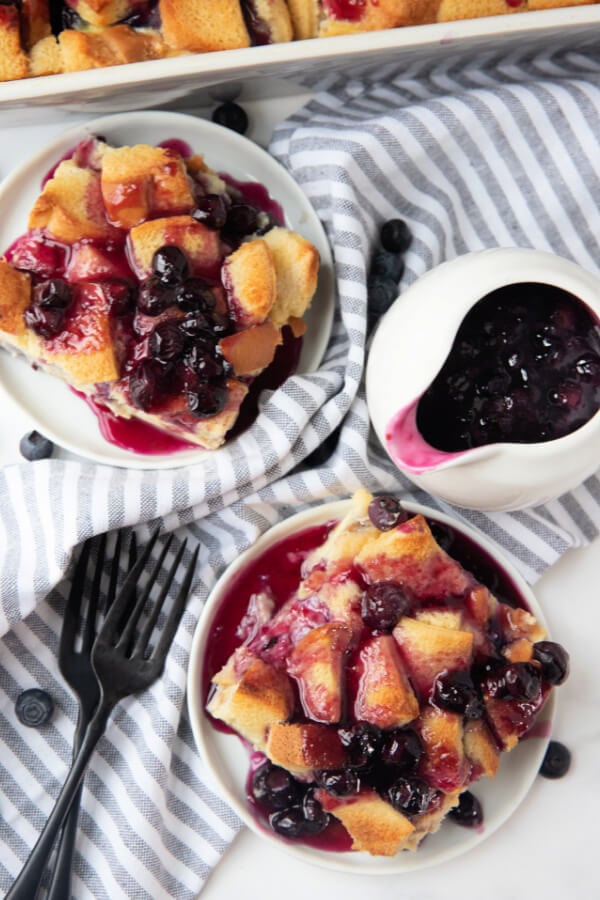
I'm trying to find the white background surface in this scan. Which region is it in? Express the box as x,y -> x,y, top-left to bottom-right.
0,86 -> 598,900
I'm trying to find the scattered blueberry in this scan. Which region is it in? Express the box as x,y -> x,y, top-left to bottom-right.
380,219 -> 413,254
539,740 -> 571,779
252,762 -> 301,811
367,277 -> 399,319
369,250 -> 405,283
338,722 -> 382,769
15,688 -> 54,727
386,776 -> 434,817
148,320 -> 186,363
300,790 -> 330,834
268,806 -> 306,839
361,582 -> 411,632
315,768 -> 360,797
192,194 -> 228,230
368,495 -> 409,531
379,728 -> 423,771
448,790 -> 483,828
533,641 -> 570,685
211,101 -> 249,135
226,203 -> 259,236
152,246 -> 189,286
433,670 -> 484,719
19,430 -> 54,461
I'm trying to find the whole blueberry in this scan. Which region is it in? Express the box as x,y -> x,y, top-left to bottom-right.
15,688 -> 54,727
315,768 -> 360,797
152,246 -> 189,286
19,430 -> 54,461
252,763 -> 301,811
448,790 -> 483,828
367,277 -> 399,318
386,776 -> 434,817
539,740 -> 571,779
433,670 -> 484,719
361,582 -> 411,632
211,101 -> 249,135
368,495 -> 409,531
380,219 -> 413,254
369,250 -> 405,283
533,641 -> 570,685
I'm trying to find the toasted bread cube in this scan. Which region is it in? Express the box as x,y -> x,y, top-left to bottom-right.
465,585 -> 498,626
497,604 -> 547,644
288,622 -> 352,723
0,5 -> 29,81
415,608 -> 463,630
159,0 -> 250,51
354,635 -> 419,729
418,706 -> 469,792
222,239 -> 276,329
219,319 -> 282,377
316,788 -> 415,856
101,144 -> 195,229
127,215 -> 221,280
393,616 -> 473,699
464,718 -> 500,780
58,24 -> 166,74
0,261 -> 31,337
266,722 -> 346,776
356,514 -> 471,600
28,160 -> 114,244
47,283 -> 121,386
207,655 -> 294,752
502,638 -> 534,663
260,227 -> 319,328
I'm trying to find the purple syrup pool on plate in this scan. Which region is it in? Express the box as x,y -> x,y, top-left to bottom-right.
414,282 -> 600,453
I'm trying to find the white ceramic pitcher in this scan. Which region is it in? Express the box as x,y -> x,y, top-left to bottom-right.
366,247 -> 600,511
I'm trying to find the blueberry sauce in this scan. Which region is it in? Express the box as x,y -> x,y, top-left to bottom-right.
415,282 -> 600,454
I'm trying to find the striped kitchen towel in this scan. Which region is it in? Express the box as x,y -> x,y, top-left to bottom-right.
2,44 -> 600,898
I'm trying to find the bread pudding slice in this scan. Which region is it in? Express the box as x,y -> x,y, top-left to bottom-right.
206,489 -> 570,856
0,135 -> 319,451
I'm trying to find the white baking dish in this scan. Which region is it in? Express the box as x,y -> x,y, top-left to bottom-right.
0,7 -> 599,124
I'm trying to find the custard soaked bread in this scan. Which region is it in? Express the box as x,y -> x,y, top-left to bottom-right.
1,0 -> 597,82
0,136 -> 319,450
207,489 -> 570,856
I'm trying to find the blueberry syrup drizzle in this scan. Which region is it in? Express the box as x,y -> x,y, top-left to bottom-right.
203,512 -> 556,851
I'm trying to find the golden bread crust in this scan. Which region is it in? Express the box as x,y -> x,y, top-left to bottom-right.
266,722 -> 347,775
222,239 -> 277,329
316,789 -> 416,856
28,160 -> 114,243
101,144 -> 195,228
207,656 -> 294,751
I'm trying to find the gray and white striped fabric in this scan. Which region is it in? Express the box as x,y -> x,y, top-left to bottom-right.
3,45 -> 600,898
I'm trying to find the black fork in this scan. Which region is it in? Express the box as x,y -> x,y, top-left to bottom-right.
46,531 -> 136,900
7,528 -> 199,900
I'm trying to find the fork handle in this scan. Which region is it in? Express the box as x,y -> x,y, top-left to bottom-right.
45,711 -> 92,900
6,704 -> 111,900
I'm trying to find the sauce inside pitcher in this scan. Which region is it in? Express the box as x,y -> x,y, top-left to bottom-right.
391,282 -> 600,466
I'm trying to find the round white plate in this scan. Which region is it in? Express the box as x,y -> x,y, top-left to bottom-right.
187,498 -> 556,875
0,110 -> 335,469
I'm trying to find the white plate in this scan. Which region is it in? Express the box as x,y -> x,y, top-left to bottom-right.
187,498 -> 556,875
0,110 -> 335,469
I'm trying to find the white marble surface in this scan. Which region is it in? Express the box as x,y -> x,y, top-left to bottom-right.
0,89 -> 598,900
